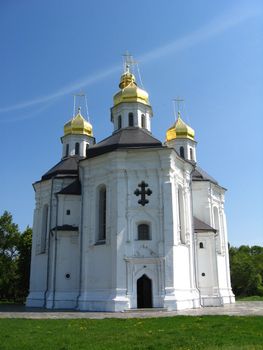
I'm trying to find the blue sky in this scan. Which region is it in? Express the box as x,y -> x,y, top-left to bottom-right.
0,0 -> 262,246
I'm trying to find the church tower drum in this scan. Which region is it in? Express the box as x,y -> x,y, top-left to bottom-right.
111,65 -> 153,132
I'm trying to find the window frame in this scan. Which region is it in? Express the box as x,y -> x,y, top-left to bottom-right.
97,185 -> 107,243
40,204 -> 49,254
179,146 -> 185,159
128,112 -> 134,127
190,148 -> 193,160
141,114 -> 146,128
65,144 -> 69,157
199,242 -> 204,249
75,142 -> 80,155
118,115 -> 122,129
137,223 -> 151,241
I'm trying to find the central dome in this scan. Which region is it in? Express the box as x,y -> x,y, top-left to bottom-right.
113,71 -> 150,106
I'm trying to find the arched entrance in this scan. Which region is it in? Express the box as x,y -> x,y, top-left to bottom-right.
137,274 -> 153,308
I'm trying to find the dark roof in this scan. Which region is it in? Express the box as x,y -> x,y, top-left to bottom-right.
41,156 -> 83,180
192,166 -> 218,185
52,225 -> 78,231
86,127 -> 163,159
194,217 -> 216,232
57,179 -> 81,195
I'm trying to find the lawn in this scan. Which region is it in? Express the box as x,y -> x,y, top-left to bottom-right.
0,316 -> 263,350
236,296 -> 263,301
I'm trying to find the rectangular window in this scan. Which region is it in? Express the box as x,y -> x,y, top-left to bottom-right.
138,224 -> 150,240
128,113 -> 134,127
141,114 -> 146,128
98,187 -> 106,241
40,205 -> 49,254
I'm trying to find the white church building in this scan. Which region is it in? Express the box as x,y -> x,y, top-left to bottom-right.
27,62 -> 235,311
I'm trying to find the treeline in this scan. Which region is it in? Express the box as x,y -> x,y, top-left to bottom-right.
229,245 -> 263,297
0,211 -> 262,302
0,211 -> 32,301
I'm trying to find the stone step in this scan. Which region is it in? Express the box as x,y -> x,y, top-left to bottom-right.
125,308 -> 168,312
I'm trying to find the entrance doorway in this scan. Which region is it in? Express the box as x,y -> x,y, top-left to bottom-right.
137,274 -> 153,308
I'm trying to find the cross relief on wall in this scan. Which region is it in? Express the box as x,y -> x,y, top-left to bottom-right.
134,181 -> 152,206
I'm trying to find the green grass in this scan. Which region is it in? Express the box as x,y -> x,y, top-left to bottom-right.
0,299 -> 25,305
236,296 -> 263,301
0,316 -> 263,350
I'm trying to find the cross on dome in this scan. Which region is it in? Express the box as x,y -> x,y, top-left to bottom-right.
172,97 -> 185,124
122,51 -> 137,74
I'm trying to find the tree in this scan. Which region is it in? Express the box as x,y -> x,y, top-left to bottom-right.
229,245 -> 263,297
0,211 -> 32,301
0,211 -> 20,300
17,227 -> 32,299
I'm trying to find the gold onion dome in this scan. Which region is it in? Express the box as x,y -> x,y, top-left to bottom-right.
113,71 -> 150,106
166,112 -> 195,141
64,108 -> 93,136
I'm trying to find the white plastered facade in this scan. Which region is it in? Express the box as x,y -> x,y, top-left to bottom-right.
27,72 -> 234,311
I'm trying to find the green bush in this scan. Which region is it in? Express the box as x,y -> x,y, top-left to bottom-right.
0,211 -> 32,301
229,245 -> 263,297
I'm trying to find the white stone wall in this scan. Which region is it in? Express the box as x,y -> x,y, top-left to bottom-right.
195,232 -> 219,300
27,180 -> 53,307
51,230 -> 80,309
77,147 -> 199,311
27,177 -> 82,308
57,195 -> 81,227
192,180 -> 235,305
27,145 -> 234,311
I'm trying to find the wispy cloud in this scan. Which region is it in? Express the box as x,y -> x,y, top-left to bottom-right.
0,65 -> 120,115
139,4 -> 261,63
0,3 -> 261,118
0,100 -> 56,123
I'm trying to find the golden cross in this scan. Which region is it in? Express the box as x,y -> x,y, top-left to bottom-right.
173,97 -> 184,111
122,51 -> 137,73
172,97 -> 184,120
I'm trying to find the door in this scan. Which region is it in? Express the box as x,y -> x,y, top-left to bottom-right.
137,274 -> 153,308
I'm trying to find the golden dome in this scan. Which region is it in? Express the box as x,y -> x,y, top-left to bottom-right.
64,108 -> 93,136
113,71 -> 150,106
166,112 -> 195,141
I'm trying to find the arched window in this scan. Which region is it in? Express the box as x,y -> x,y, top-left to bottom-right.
75,142 -> 80,155
180,146 -> 185,159
213,206 -> 222,252
128,113 -> 134,127
65,144 -> 69,157
141,114 -> 146,128
40,205 -> 48,253
178,187 -> 185,244
98,186 -> 107,241
199,242 -> 204,249
190,148 -> 193,160
213,207 -> 220,231
118,115 -> 122,129
138,224 -> 150,240
86,144 -> 89,157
